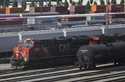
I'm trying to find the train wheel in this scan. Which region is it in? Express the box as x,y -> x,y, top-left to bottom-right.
118,59 -> 125,65
84,54 -> 96,70
78,63 -> 87,70
77,50 -> 87,70
77,48 -> 96,70
10,56 -> 17,68
113,58 -> 119,66
10,55 -> 26,69
87,61 -> 96,69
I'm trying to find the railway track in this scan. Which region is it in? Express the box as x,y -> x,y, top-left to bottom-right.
0,64 -> 125,82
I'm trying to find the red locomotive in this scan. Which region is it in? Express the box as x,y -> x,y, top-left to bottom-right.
10,36 -> 87,68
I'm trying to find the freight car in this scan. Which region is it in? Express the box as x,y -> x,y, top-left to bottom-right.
77,39 -> 125,70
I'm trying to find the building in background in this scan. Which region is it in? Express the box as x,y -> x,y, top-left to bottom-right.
0,0 -> 124,8
0,0 -> 124,14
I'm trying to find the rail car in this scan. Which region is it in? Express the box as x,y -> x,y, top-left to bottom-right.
10,34 -> 125,69
77,41 -> 125,70
76,35 -> 125,70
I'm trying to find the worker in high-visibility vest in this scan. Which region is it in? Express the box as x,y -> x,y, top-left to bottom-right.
90,2 -> 97,22
91,2 -> 97,13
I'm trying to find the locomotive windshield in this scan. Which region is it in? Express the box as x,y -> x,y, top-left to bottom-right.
24,38 -> 34,48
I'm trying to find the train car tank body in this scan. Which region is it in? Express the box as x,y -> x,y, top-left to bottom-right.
77,41 -> 125,69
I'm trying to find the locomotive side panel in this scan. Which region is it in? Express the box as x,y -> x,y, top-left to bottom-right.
111,42 -> 125,64
28,37 -> 88,67
77,41 -> 125,70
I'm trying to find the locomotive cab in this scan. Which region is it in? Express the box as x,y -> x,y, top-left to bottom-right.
10,38 -> 34,69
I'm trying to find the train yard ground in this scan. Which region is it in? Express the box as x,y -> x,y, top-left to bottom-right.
0,63 -> 125,82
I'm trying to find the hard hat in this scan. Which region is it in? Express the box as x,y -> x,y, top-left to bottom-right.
25,38 -> 32,41
24,38 -> 33,43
